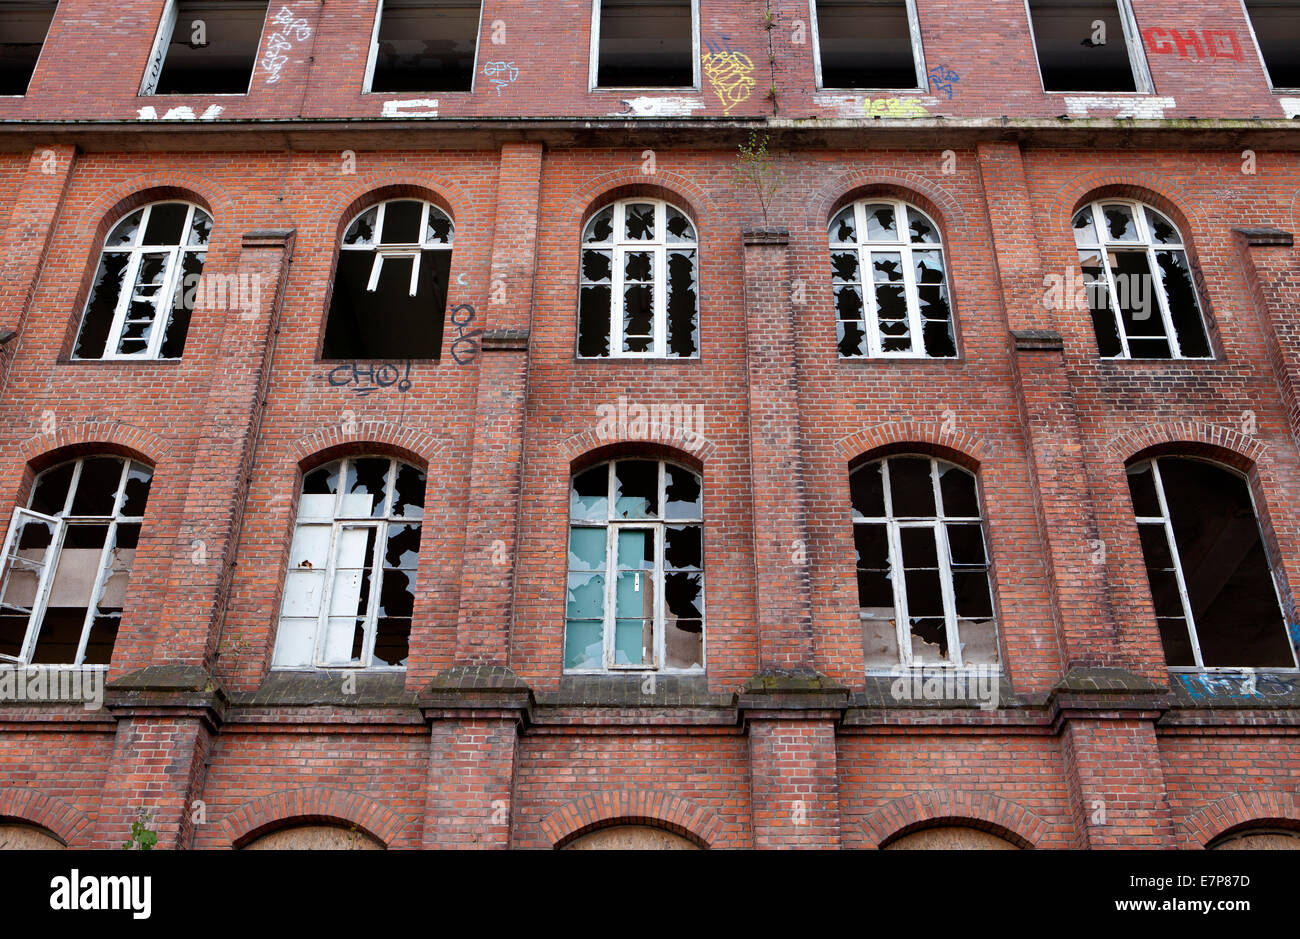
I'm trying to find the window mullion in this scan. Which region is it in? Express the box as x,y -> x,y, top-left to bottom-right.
1149,460 -> 1203,668
1148,244 -> 1183,358
604,520 -> 618,669
313,521 -> 344,666
72,518 -> 120,666
104,249 -> 144,359
935,519 -> 962,668
147,246 -> 182,359
654,244 -> 667,357
901,243 -> 924,357
887,519 -> 910,667
654,523 -> 665,669
361,521 -> 385,667
20,517 -> 67,664
612,205 -> 627,357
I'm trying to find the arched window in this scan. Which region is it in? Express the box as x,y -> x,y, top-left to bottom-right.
852,455 -> 996,668
73,201 -> 212,360
1126,457 -> 1295,668
566,459 -> 704,671
829,199 -> 956,358
577,199 -> 699,358
0,456 -> 153,665
323,199 -> 454,360
271,457 -> 426,669
1073,199 -> 1210,359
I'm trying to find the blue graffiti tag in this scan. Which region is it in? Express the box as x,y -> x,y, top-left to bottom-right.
928,64 -> 959,100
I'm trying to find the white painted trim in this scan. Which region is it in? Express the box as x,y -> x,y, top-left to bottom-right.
1023,0 -> 1153,95
1238,0 -> 1300,93
809,0 -> 928,93
140,0 -> 179,95
589,0 -> 701,92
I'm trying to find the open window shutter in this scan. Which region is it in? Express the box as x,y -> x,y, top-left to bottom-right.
0,507 -> 62,663
140,0 -> 179,95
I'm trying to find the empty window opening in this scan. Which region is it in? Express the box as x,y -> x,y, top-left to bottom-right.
73,202 -> 212,361
323,199 -> 453,360
1127,457 -> 1296,669
593,0 -> 696,89
1026,0 -> 1148,92
578,199 -> 698,358
366,0 -> 483,93
566,459 -> 704,672
1244,1 -> 1300,89
0,457 -> 153,666
852,456 -> 998,669
0,1 -> 57,96
830,199 -> 956,358
141,0 -> 269,95
1074,200 -> 1210,360
272,457 -> 427,669
811,0 -> 923,90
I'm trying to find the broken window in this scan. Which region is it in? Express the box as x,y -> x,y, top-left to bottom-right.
592,0 -> 697,89
0,457 -> 152,666
72,202 -> 212,361
566,459 -> 704,672
0,1 -> 57,96
272,457 -> 426,669
578,200 -> 698,358
1026,0 -> 1150,92
1074,200 -> 1211,360
365,0 -> 482,93
853,456 -> 998,669
811,0 -> 924,90
141,0 -> 269,95
323,199 -> 453,360
830,199 -> 956,358
1244,1 -> 1300,89
1127,457 -> 1296,669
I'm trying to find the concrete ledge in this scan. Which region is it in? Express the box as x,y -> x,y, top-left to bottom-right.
235,670 -> 414,707
1233,226 -> 1294,247
1011,329 -> 1064,352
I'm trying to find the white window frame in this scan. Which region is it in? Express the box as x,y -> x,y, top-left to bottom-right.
272,457 -> 423,671
339,200 -> 454,299
566,460 -> 705,674
588,0 -> 701,91
0,458 -> 149,667
72,201 -> 210,362
808,0 -> 928,92
831,198 -> 954,359
362,0 -> 486,94
1239,0 -> 1300,92
1074,199 -> 1212,361
578,199 -> 699,359
855,456 -> 996,670
139,0 -> 270,96
0,0 -> 59,99
1023,0 -> 1154,95
1130,457 -> 1298,672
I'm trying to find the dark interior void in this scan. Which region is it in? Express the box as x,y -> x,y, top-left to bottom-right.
0,2 -> 56,96
154,1 -> 267,94
1029,0 -> 1137,92
369,0 -> 482,93
815,0 -> 918,89
1128,458 -> 1295,668
596,0 -> 693,88
1246,1 -> 1300,87
322,250 -> 450,359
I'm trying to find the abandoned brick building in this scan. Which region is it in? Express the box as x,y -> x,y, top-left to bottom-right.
0,0 -> 1299,850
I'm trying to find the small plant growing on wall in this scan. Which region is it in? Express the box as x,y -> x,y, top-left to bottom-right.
122,809 -> 158,850
732,131 -> 786,228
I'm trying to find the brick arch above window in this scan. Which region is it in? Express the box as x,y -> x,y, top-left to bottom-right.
809,172 -> 967,233
0,787 -> 90,847
541,789 -> 722,849
71,179 -> 227,245
568,171 -> 717,234
1049,173 -> 1203,245
328,178 -> 467,246
1182,790 -> 1300,848
560,422 -> 717,467
836,421 -> 992,469
19,421 -> 171,469
1105,420 -> 1266,470
288,421 -> 449,470
218,787 -> 409,849
861,790 -> 1047,849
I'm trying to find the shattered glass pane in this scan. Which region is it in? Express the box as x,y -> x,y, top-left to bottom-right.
384,523 -> 422,570
345,458 -> 391,518
909,617 -> 949,663
829,207 -> 857,245
945,523 -> 986,565
582,249 -> 612,283
914,250 -> 944,285
664,525 -> 702,569
952,570 -> 992,618
372,616 -> 410,667
850,461 -> 886,518
664,464 -> 702,519
565,619 -> 603,669
392,463 -> 426,519
425,207 -> 453,245
119,462 -> 153,517
1157,251 -> 1209,357
566,572 -> 607,619
838,319 -> 866,357
584,206 -> 615,244
1145,208 -> 1180,245
142,203 -> 187,246
938,464 -> 978,517
624,203 -> 656,240
665,206 -> 695,242
75,253 -> 130,359
160,249 -> 204,359
872,253 -> 903,282
1101,203 -> 1139,241
666,249 -> 697,357
863,203 -> 897,241
71,458 -> 124,517
107,210 -> 143,247
381,200 -> 424,244
854,522 -> 889,569
187,209 -> 212,247
1072,208 -> 1098,246
30,463 -> 75,516
888,458 -> 935,517
922,320 -> 957,358
907,208 -> 940,244
570,466 -> 609,521
578,285 -> 613,357
344,207 -> 378,246
615,461 -> 659,518
831,251 -> 860,283
665,571 -> 702,618
378,568 -> 415,619
875,285 -> 910,352
568,527 -> 607,571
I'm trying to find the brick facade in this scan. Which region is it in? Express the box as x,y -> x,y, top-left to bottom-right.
0,0 -> 1298,850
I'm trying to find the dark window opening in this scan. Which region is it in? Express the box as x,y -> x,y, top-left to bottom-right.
0,1 -> 56,96
814,0 -> 919,89
1028,0 -> 1140,92
368,0 -> 482,93
323,200 -> 453,360
1128,458 -> 1296,669
150,0 -> 269,95
1245,1 -> 1300,88
595,0 -> 694,88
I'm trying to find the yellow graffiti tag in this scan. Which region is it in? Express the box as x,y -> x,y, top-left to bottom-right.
701,50 -> 757,114
863,97 -> 929,118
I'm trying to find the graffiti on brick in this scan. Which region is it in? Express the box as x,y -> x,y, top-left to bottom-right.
483,61 -> 519,95
1143,27 -> 1243,62
1177,670 -> 1299,701
864,97 -> 929,118
325,360 -> 413,397
927,64 -> 959,100
382,99 -> 440,117
137,104 -> 223,120
261,5 -> 312,84
449,303 -> 482,365
701,38 -> 756,114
